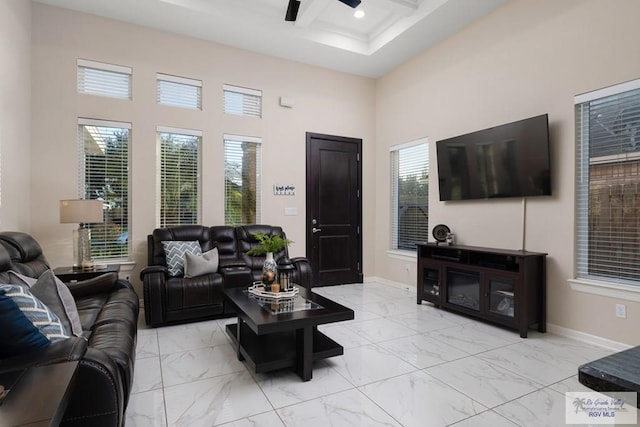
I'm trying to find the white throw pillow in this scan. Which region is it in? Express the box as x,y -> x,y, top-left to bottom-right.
184,248 -> 219,278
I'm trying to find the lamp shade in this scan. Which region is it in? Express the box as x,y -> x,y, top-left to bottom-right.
60,199 -> 103,224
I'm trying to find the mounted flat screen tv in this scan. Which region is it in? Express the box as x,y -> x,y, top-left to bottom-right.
437,114 -> 551,201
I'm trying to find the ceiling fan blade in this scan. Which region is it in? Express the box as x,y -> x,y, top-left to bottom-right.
285,0 -> 300,21
337,0 -> 362,7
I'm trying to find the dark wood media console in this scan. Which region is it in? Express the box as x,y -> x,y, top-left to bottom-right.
417,243 -> 547,338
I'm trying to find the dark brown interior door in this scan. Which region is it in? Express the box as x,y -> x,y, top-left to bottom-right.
306,133 -> 362,287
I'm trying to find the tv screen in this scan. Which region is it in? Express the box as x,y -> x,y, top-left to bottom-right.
436,114 -> 551,201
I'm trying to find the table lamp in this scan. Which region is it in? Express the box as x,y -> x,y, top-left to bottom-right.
60,199 -> 104,270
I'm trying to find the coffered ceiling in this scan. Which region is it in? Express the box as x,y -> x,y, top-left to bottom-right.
34,0 -> 508,78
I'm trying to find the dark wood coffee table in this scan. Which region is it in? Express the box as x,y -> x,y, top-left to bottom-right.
223,286 -> 354,381
579,346 -> 640,408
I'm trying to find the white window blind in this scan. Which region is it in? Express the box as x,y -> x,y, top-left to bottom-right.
77,59 -> 132,99
157,127 -> 202,227
78,118 -> 131,260
391,140 -> 429,251
223,84 -> 262,118
224,134 -> 262,225
575,79 -> 640,285
157,73 -> 202,110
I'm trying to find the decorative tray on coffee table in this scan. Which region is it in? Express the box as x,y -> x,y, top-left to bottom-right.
248,283 -> 299,301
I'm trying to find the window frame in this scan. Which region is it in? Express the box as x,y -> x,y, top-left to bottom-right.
223,134 -> 262,226
156,126 -> 202,228
223,84 -> 262,118
571,78 -> 640,301
77,59 -> 132,100
156,73 -> 202,110
77,118 -> 131,261
390,138 -> 429,253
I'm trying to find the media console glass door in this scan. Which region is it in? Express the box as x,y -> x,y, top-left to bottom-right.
488,277 -> 516,319
446,269 -> 480,311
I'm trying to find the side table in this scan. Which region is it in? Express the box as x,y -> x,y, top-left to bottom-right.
0,361 -> 79,426
53,264 -> 120,282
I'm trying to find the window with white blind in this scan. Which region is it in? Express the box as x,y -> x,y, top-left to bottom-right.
224,135 -> 262,225
157,73 -> 202,110
78,118 -> 130,260
575,79 -> 640,286
77,59 -> 132,100
157,127 -> 201,227
223,84 -> 262,118
391,140 -> 429,251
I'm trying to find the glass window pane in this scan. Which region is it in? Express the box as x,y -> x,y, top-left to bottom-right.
576,83 -> 640,285
224,137 -> 262,225
159,132 -> 201,227
391,142 -> 429,250
78,122 -> 130,259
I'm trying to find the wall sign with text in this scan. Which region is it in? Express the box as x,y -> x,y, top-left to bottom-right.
273,184 -> 295,196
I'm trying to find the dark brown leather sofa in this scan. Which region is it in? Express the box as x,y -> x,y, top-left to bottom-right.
141,224 -> 312,327
0,231 -> 138,427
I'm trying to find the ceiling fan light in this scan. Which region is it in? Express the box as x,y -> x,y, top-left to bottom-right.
338,0 -> 362,8
285,0 -> 301,21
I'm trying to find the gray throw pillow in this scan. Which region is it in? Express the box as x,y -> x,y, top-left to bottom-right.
0,284 -> 68,342
162,240 -> 202,276
8,270 -> 83,337
184,248 -> 219,278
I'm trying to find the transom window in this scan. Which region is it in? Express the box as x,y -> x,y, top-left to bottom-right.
223,84 -> 262,118
157,73 -> 202,110
77,59 -> 132,100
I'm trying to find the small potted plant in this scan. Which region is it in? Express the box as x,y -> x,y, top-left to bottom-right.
247,233 -> 293,287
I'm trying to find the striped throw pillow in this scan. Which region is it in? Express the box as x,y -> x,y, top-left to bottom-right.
0,284 -> 68,342
162,241 -> 202,277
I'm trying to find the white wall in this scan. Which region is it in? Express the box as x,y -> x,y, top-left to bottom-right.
0,0 -> 31,230
375,0 -> 640,345
30,3 -> 376,294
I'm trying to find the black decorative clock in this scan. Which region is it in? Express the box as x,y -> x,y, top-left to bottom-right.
432,224 -> 451,243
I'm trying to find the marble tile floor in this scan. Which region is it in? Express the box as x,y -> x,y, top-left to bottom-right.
127,281 -> 623,427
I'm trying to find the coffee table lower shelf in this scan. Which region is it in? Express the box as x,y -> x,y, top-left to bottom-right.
225,323 -> 343,374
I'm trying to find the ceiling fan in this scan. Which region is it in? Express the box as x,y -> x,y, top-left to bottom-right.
285,0 -> 362,22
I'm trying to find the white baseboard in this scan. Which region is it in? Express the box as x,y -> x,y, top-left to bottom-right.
546,323 -> 632,352
364,276 -> 415,291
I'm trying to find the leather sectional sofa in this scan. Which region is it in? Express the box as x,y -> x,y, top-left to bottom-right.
141,224 -> 312,327
0,231 -> 138,427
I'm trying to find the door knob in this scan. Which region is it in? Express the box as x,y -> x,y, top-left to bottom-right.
312,227 -> 322,233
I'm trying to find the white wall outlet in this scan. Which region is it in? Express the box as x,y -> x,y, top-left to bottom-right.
405,264 -> 410,272
615,303 -> 627,319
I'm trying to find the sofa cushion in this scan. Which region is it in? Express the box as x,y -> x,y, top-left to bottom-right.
185,248 -> 219,278
0,289 -> 51,357
162,240 -> 202,276
0,284 -> 68,342
10,270 -> 83,337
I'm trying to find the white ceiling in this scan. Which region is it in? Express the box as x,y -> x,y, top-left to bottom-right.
34,0 -> 508,78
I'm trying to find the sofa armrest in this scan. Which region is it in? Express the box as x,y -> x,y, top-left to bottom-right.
142,268 -> 168,327
66,272 -> 119,298
0,336 -> 88,373
140,265 -> 168,280
290,257 -> 312,290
